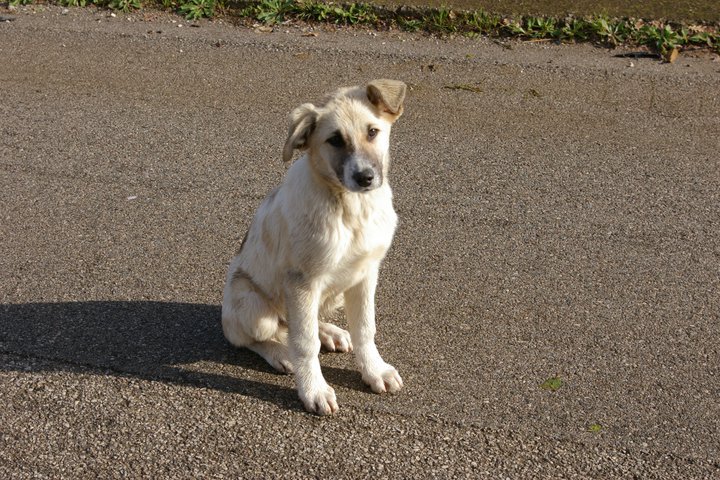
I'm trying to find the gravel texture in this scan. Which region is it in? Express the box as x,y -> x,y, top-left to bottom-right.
1,6 -> 719,478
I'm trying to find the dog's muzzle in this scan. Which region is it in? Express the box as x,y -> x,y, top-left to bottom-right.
352,168 -> 375,189
343,155 -> 382,192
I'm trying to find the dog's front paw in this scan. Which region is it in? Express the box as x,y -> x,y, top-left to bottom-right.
362,364 -> 403,394
299,382 -> 339,416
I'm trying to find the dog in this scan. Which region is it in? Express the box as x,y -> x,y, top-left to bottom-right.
221,79 -> 406,415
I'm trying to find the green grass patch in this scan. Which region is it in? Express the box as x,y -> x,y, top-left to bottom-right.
178,0 -> 214,20
7,0 -> 719,56
540,376 -> 563,391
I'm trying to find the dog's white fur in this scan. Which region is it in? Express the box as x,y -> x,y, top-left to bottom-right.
222,79 -> 406,415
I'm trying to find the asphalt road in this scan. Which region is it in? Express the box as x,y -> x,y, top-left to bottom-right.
1,6 -> 719,479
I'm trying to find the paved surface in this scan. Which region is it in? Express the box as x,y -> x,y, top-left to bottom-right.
376,0 -> 720,23
1,6 -> 719,478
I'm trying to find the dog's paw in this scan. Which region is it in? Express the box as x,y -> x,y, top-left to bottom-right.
319,323 -> 353,353
299,383 -> 339,416
362,364 -> 403,394
251,342 -> 294,374
269,357 -> 294,374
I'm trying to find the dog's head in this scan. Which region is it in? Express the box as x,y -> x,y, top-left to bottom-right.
282,79 -> 406,193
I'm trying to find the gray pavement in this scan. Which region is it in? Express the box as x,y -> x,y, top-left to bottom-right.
1,6 -> 719,478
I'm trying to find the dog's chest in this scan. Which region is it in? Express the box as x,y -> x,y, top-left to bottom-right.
321,201 -> 396,284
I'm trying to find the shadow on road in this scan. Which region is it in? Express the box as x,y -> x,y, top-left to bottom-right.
0,301 -> 363,411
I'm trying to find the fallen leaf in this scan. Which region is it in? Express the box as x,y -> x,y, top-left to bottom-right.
255,26 -> 273,33
664,47 -> 679,63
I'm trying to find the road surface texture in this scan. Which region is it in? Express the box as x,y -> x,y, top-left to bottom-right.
373,0 -> 720,23
1,6 -> 719,479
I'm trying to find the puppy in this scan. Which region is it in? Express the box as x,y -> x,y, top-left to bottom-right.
222,79 -> 406,415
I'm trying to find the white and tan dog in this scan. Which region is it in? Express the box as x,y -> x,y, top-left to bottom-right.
222,79 -> 406,415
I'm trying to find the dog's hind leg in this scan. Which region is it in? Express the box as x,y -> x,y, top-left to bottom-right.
318,322 -> 353,352
222,277 -> 293,374
317,294 -> 352,352
246,339 -> 294,374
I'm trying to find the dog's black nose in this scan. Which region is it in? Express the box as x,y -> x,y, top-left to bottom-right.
353,169 -> 375,188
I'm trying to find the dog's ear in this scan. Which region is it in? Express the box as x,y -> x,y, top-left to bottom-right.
283,103 -> 318,163
366,79 -> 406,122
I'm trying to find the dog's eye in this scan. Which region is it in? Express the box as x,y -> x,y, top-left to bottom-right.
327,132 -> 345,148
368,128 -> 379,139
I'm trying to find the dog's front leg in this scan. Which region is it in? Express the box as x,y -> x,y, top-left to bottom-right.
285,272 -> 338,415
345,267 -> 403,394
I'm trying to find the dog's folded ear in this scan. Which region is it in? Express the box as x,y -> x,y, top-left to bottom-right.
283,103 -> 318,163
366,79 -> 407,122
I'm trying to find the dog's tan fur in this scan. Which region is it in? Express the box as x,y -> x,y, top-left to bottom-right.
221,80 -> 406,415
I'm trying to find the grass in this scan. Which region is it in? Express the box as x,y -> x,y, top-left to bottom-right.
178,0 -> 213,20
5,0 -> 719,58
540,376 -> 563,391
588,423 -> 603,433
239,0 -> 378,25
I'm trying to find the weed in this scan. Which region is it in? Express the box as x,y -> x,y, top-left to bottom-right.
178,0 -> 215,20
253,0 -> 294,24
502,18 -> 526,36
398,17 -> 423,32
338,3 -> 377,25
560,18 -> 592,42
462,9 -> 501,34
9,0 -> 720,56
591,16 -> 633,46
57,0 -> 89,7
108,0 -> 141,12
689,31 -> 714,47
540,376 -> 563,391
524,16 -> 558,39
298,3 -> 329,22
640,24 -> 682,56
429,7 -> 457,34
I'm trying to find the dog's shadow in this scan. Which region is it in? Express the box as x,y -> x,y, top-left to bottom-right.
0,301 -> 368,411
